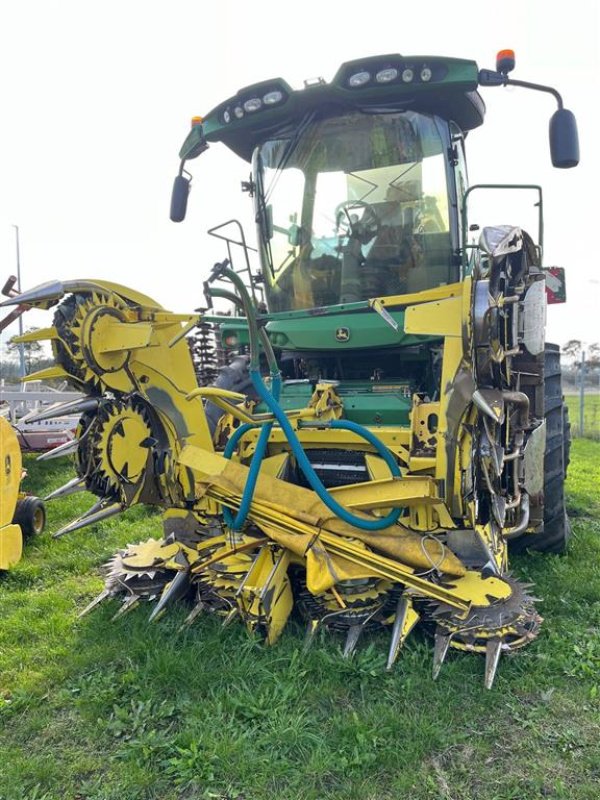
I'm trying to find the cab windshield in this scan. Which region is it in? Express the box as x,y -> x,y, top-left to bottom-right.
255,111 -> 455,312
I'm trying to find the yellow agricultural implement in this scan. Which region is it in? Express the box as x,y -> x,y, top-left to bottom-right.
0,50 -> 578,687
0,417 -> 46,569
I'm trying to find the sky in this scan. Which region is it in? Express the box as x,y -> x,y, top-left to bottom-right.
1,0 -> 599,355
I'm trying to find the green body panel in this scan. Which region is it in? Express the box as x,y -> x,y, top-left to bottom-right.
254,380 -> 413,426
217,310 -> 435,352
256,381 -> 314,413
218,320 -> 250,349
266,310 -> 424,351
336,381 -> 413,425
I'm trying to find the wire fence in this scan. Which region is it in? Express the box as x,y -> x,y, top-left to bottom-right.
562,360 -> 600,441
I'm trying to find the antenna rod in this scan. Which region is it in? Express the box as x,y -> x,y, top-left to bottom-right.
12,225 -> 25,379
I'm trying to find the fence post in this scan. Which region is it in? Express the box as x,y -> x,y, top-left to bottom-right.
579,350 -> 586,438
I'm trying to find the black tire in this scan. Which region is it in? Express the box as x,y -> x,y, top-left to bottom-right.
13,496 -> 46,538
525,343 -> 571,553
204,355 -> 257,437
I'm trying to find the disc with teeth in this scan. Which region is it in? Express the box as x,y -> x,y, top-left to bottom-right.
81,398 -> 154,501
423,574 -> 542,688
51,291 -> 130,392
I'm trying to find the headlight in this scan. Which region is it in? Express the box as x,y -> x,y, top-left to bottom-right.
348,70 -> 371,87
401,68 -> 414,83
233,106 -> 244,119
243,97 -> 263,113
375,67 -> 398,83
420,66 -> 433,82
223,109 -> 231,123
263,90 -> 284,105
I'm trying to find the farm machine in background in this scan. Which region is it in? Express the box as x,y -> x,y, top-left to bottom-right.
1,51 -> 578,687
0,417 -> 46,570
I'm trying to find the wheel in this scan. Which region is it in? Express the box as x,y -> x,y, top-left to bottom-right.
13,496 -> 46,538
522,343 -> 571,553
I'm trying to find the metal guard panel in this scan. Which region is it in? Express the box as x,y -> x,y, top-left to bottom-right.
266,310 -> 432,350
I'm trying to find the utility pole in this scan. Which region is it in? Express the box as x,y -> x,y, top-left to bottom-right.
579,349 -> 586,438
12,224 -> 26,379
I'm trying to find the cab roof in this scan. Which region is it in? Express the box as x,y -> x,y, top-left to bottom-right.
197,54 -> 485,161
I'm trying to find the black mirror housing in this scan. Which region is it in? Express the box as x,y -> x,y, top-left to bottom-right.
549,108 -> 579,168
170,175 -> 191,222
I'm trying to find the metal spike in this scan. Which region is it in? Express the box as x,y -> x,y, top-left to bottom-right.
221,607 -> 239,627
179,600 -> 206,631
0,279 -> 125,309
472,389 -> 505,422
343,625 -> 363,659
148,569 -> 191,622
44,477 -> 86,501
432,630 -> 452,680
36,437 -> 81,461
78,588 -> 111,618
24,396 -> 99,424
484,639 -> 503,690
80,497 -> 107,517
11,326 -> 58,344
386,595 -> 408,670
303,619 -> 320,652
0,280 -> 66,308
36,425 -> 92,461
22,366 -> 70,383
52,502 -> 122,538
386,595 -> 418,671
111,594 -> 140,620
490,493 -> 506,527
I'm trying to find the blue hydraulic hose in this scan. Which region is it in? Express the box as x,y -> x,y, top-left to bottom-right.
223,374 -> 281,530
223,422 -> 256,459
250,370 -> 402,531
210,263 -> 401,532
326,419 -> 400,476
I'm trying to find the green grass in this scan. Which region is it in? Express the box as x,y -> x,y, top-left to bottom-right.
1,443 -> 599,800
565,394 -> 600,440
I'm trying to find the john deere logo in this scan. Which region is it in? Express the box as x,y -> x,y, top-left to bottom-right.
335,327 -> 350,342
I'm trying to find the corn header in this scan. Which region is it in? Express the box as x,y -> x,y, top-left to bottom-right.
1,50 -> 579,687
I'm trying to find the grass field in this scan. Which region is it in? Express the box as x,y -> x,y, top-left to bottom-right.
565,394 -> 600,440
1,441 -> 599,800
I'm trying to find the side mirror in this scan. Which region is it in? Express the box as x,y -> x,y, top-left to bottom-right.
549,108 -> 580,168
170,175 -> 191,222
288,224 -> 306,247
258,203 -> 273,240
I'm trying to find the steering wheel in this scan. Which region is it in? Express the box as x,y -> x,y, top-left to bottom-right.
334,200 -> 380,245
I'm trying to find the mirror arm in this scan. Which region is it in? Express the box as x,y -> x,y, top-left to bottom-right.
479,69 -> 564,109
505,78 -> 563,110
